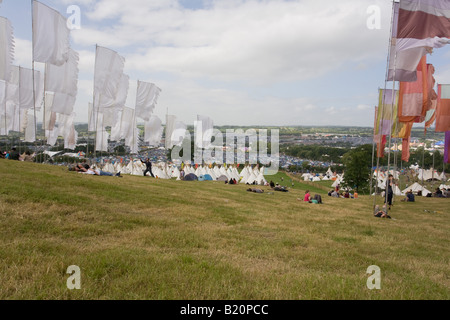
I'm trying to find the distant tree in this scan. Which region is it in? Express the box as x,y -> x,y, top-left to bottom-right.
342,144 -> 372,194
301,161 -> 310,172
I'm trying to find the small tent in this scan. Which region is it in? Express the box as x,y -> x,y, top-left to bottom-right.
402,182 -> 431,196
217,175 -> 228,182
184,173 -> 198,181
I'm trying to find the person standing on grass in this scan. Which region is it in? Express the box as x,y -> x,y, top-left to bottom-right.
385,174 -> 394,210
141,158 -> 155,177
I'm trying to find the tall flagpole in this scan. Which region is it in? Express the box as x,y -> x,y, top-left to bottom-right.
93,44 -> 98,160
42,63 -> 47,161
3,80 -> 7,151
373,0 -> 397,211
31,0 -> 40,162
17,66 -> 21,154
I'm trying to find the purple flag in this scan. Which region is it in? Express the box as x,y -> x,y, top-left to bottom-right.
445,131 -> 450,163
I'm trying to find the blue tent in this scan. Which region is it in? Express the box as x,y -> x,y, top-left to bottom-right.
198,175 -> 205,181
203,174 -> 213,181
184,173 -> 198,181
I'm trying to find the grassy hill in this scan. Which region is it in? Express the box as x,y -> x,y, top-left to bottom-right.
0,160 -> 449,299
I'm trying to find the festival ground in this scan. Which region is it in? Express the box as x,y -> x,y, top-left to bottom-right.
0,159 -> 448,299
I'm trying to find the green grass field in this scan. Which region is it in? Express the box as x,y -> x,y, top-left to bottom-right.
0,160 -> 449,299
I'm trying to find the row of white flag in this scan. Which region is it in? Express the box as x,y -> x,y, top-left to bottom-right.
0,1 -> 165,152
1,1 -> 215,152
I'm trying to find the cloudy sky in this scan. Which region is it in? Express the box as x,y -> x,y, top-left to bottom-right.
1,0 -> 450,127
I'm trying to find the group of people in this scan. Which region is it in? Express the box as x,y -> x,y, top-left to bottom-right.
70,161 -> 122,177
68,157 -> 158,178
299,190 -> 322,204
0,148 -> 35,161
327,189 -> 358,199
269,181 -> 289,192
432,187 -> 450,198
226,178 -> 238,185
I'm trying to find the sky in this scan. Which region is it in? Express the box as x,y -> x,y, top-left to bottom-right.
1,0 -> 450,127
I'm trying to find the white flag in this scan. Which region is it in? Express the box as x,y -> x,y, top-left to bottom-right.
165,115 -> 176,149
171,120 -> 187,148
0,17 -> 14,81
144,115 -> 163,147
88,102 -> 96,132
120,107 -> 135,144
51,92 -> 76,115
96,73 -> 129,109
95,129 -> 109,152
0,80 -> 6,135
32,1 -> 70,66
135,81 -> 161,121
196,114 -> 214,149
93,46 -> 125,107
19,67 -> 43,111
45,49 -> 79,97
46,127 -> 59,146
24,113 -> 36,142
44,93 -> 57,130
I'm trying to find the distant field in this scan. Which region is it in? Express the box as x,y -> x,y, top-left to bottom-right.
0,160 -> 449,299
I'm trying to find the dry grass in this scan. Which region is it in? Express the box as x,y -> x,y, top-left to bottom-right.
0,159 -> 449,299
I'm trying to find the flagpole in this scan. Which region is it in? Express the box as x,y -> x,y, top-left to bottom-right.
42,63 -> 47,161
131,80 -> 137,155
373,0 -> 397,211
17,66 -> 21,154
3,80 -> 7,151
31,0 -> 40,162
93,44 -> 98,160
370,106 -> 376,197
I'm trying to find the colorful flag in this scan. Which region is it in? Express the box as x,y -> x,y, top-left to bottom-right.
435,84 -> 450,132
398,56 -> 430,123
375,89 -> 398,136
397,0 -> 450,52
387,0 -> 450,82
402,136 -> 411,162
445,131 -> 450,163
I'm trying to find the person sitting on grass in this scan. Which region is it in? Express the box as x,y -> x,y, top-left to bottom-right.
433,187 -> 443,198
303,190 -> 311,202
313,194 -> 322,204
273,185 -> 289,192
401,190 -> 415,202
20,151 -> 35,162
8,147 -> 20,160
373,205 -> 391,219
443,188 -> 450,198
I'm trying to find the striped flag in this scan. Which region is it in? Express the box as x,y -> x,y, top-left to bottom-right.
435,84 -> 450,132
388,0 -> 450,82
